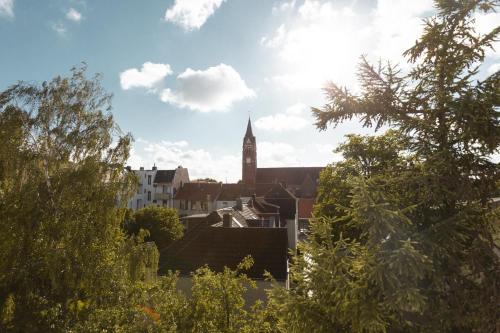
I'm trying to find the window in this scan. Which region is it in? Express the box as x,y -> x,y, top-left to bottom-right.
147,191 -> 151,201
201,201 -> 208,211
148,175 -> 151,185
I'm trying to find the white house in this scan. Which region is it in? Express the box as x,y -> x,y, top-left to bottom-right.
127,165 -> 189,210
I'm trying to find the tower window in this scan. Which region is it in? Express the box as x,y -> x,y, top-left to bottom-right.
148,175 -> 151,185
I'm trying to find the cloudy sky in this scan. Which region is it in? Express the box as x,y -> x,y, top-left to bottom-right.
1,0 -> 498,181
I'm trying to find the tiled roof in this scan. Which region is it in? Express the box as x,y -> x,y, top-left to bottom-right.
217,184 -> 249,201
159,227 -> 288,280
298,198 -> 315,219
153,170 -> 176,183
174,182 -> 222,201
256,167 -> 323,186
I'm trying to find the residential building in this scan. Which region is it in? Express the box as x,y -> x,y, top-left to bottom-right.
126,165 -> 189,210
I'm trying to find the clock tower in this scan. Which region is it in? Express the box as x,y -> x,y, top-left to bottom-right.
242,118 -> 257,185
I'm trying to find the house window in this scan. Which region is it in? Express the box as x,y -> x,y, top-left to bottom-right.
147,191 -> 151,201
201,201 -> 208,211
148,175 -> 151,185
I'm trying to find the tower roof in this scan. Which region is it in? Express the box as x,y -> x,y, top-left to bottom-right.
244,117 -> 254,138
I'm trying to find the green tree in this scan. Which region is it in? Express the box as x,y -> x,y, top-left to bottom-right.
194,178 -> 219,183
273,1 -> 500,332
0,65 -> 140,331
129,206 -> 184,251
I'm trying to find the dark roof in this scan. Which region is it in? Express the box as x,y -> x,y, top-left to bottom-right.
153,170 -> 176,184
256,167 -> 323,186
218,184 -> 249,201
159,227 -> 288,280
174,183 -> 222,201
216,183 -> 285,201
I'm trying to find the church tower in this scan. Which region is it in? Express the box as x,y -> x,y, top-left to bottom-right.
242,118 -> 257,185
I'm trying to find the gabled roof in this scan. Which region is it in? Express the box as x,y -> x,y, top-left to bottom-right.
159,227 -> 288,280
256,167 -> 323,186
174,183 -> 222,201
153,170 -> 176,184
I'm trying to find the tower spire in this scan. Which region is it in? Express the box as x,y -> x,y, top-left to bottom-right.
245,117 -> 254,138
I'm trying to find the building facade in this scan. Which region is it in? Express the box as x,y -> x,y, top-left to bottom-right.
127,165 -> 189,210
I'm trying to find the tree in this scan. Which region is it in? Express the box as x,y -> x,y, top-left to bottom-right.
273,1 -> 500,332
129,206 -> 184,251
194,178 -> 219,183
0,65 -> 139,331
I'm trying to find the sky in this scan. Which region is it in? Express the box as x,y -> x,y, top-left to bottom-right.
1,0 -> 498,182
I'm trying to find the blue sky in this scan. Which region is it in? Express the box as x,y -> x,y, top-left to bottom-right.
1,0 -> 498,181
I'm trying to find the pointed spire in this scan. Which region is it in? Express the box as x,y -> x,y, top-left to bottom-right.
245,117 -> 254,138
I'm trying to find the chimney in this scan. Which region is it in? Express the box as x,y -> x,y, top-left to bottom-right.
152,164 -> 157,170
125,165 -> 132,171
236,198 -> 243,210
223,213 -> 232,228
139,166 -> 144,171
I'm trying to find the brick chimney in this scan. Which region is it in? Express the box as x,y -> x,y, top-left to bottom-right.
223,213 -> 232,228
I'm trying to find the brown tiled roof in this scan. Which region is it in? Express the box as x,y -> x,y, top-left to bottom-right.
159,227 -> 288,280
216,183 -> 279,201
153,170 -> 176,183
298,198 -> 315,219
256,167 -> 323,185
217,184 -> 248,201
174,182 -> 222,201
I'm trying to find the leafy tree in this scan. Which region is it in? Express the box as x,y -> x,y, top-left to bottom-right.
129,206 -> 184,251
273,1 -> 500,332
0,65 -> 140,331
194,177 -> 219,183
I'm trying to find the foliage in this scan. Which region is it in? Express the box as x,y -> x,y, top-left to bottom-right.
0,66 -> 279,332
276,1 -> 500,332
194,178 -> 219,183
0,65 -> 142,331
128,206 -> 184,251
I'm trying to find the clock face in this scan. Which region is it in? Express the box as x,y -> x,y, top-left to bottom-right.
246,157 -> 252,164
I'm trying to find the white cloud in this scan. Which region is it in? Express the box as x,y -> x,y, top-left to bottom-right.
255,103 -> 310,132
261,0 -> 435,92
165,0 -> 226,31
160,63 -> 255,112
487,63 -> 500,75
272,0 -> 296,14
66,8 -> 82,22
129,137 -> 334,182
128,138 -> 241,182
474,11 -> 500,58
120,62 -> 173,90
51,22 -> 67,36
0,0 -> 13,18
257,141 -> 302,167
260,24 -> 286,48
